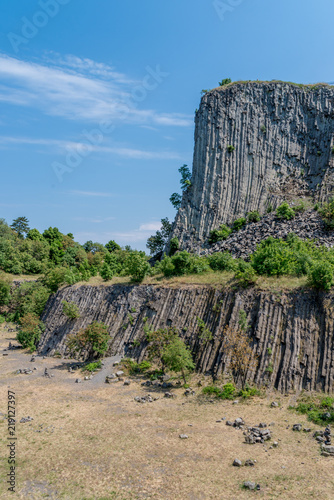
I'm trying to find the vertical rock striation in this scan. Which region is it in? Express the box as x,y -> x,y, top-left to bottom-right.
170,82 -> 334,252
39,283 -> 334,393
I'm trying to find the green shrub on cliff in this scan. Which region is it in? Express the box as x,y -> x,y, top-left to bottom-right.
66,321 -> 109,359
319,199 -> 334,229
276,202 -> 295,220
232,218 -> 247,231
307,261 -> 334,291
62,300 -> 80,320
208,224 -> 232,244
17,313 -> 45,351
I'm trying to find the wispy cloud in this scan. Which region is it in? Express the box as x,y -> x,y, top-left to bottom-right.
0,53 -> 192,127
69,190 -> 113,198
0,135 -> 184,160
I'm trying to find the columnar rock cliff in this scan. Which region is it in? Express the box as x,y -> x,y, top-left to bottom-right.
39,284 -> 334,393
170,82 -> 334,252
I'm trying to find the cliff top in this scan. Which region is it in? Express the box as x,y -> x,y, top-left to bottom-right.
207,80 -> 334,94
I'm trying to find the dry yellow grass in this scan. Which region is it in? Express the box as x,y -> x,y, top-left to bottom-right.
0,327 -> 333,499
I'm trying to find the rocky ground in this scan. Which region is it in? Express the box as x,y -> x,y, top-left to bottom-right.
205,209 -> 334,259
1,324 -> 334,500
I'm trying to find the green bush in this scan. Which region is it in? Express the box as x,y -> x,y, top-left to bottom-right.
247,211 -> 261,223
125,251 -> 151,282
232,218 -> 247,231
208,252 -> 238,272
202,383 -> 258,400
0,315 -> 5,324
227,145 -> 235,153
10,281 -> 50,318
208,225 -> 232,245
276,202 -> 295,220
234,263 -> 257,287
100,263 -> 115,281
307,261 -> 334,291
319,199 -> 334,229
17,313 -> 45,351
62,300 -> 80,320
66,321 -> 109,359
169,237 -> 179,256
291,394 -> 334,425
159,251 -> 209,277
83,360 -> 102,372
0,276 -> 11,305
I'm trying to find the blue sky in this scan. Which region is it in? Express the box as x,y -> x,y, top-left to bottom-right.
1,0 -> 334,251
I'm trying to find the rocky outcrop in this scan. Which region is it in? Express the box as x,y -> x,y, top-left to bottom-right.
39,283 -> 334,393
205,209 -> 334,259
169,82 -> 334,252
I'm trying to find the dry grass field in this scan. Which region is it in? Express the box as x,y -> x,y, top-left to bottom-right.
0,325 -> 333,500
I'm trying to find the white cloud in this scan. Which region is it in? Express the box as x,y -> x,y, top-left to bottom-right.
139,222 -> 162,231
69,190 -> 113,197
0,53 -> 192,126
0,135 -> 183,160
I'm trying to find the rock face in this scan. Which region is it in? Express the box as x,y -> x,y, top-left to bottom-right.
39,283 -> 334,393
169,82 -> 334,252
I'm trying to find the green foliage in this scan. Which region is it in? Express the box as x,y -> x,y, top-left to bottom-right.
161,336 -> 194,383
105,240 -> 121,253
0,315 -> 5,324
122,359 -> 151,375
82,360 -> 102,372
307,261 -> 334,291
128,314 -> 135,325
276,202 -> 295,220
197,317 -> 213,342
159,251 -> 209,277
234,262 -> 257,287
219,78 -> 232,86
0,275 -> 11,305
179,164 -> 192,191
232,218 -> 247,231
11,216 -> 30,238
66,321 -> 109,359
207,252 -> 237,272
169,237 -> 179,256
227,145 -> 235,153
247,211 -> 261,223
169,192 -> 182,210
251,234 -> 316,277
260,124 -> 267,133
291,394 -> 334,426
146,218 -> 172,256
208,225 -> 232,245
319,199 -> 334,229
17,313 -> 45,351
238,310 -> 248,332
62,300 -> 80,320
125,251 -> 151,282
11,281 -> 50,318
267,203 -> 273,213
100,263 -> 114,281
202,383 -> 258,400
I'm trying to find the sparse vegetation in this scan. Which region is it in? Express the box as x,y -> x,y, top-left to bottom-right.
66,321 -> 110,360
62,300 -> 80,320
227,145 -> 235,153
247,211 -> 261,223
208,224 -> 232,244
290,394 -> 334,425
276,202 -> 295,220
17,313 -> 45,351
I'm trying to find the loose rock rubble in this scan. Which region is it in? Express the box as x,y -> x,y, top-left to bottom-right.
16,368 -> 33,375
134,394 -> 159,403
244,426 -> 272,444
206,210 -> 334,259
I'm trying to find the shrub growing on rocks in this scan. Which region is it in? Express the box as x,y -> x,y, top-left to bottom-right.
276,202 -> 295,220
247,211 -> 261,223
208,224 -> 232,244
232,218 -> 247,231
319,199 -> 334,229
307,261 -> 334,291
62,300 -> 80,320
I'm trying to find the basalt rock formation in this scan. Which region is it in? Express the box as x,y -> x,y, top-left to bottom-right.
39,283 -> 334,393
170,81 -> 334,252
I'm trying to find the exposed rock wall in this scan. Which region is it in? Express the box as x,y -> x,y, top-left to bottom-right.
170,82 -> 334,252
39,283 -> 334,393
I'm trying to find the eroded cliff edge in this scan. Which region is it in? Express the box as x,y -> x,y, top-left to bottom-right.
170,82 -> 334,252
39,283 -> 334,393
